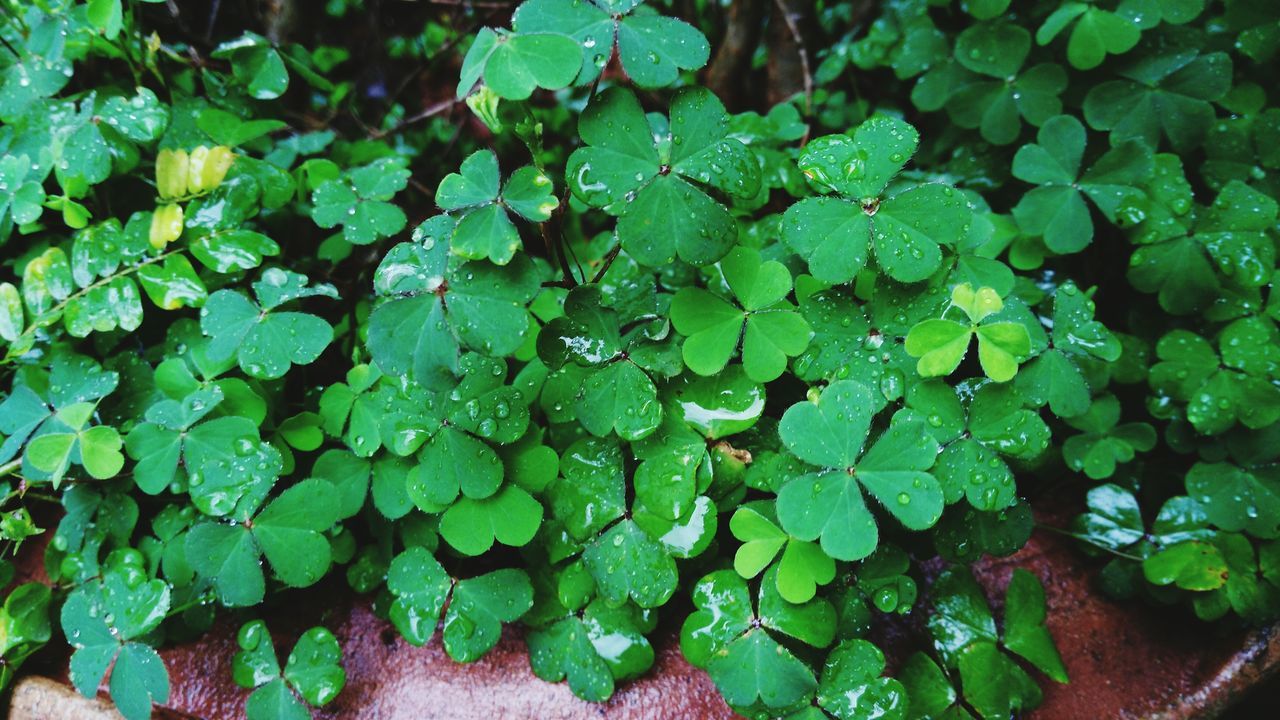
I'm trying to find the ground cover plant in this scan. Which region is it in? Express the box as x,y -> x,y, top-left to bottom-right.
1,0 -> 1279,718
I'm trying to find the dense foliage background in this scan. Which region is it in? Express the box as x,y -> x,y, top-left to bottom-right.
1,0 -> 1279,718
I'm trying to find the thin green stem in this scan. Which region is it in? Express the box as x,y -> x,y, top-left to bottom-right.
1037,523 -> 1145,562
2,249 -> 183,364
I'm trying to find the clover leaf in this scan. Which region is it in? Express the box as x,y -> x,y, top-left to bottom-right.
931,23 -> 1067,145
681,569 -> 834,710
1015,280 -> 1120,418
527,597 -> 656,702
233,621 -> 346,720
368,226 -> 539,390
899,380 -> 1046,512
1036,2 -> 1141,70
24,402 -> 123,487
537,284 -> 673,440
61,553 -> 171,720
1011,115 -> 1151,254
905,283 -> 1032,382
201,268 -> 337,380
1129,181 -> 1278,315
311,157 -> 410,245
514,0 -> 711,89
436,150 -> 557,265
780,115 -> 969,284
730,504 -> 834,605
0,154 -> 46,233
439,484 -> 544,556
926,566 -> 1066,717
816,639 -> 908,720
1083,35 -> 1232,152
1186,462 -> 1280,539
456,27 -> 582,100
396,354 -> 531,516
386,547 -> 533,660
211,32 -> 290,99
775,380 -> 943,561
1149,325 -> 1280,435
1062,395 -> 1156,479
670,246 -> 812,382
1143,540 -> 1229,592
186,478 -> 340,606
566,86 -> 761,267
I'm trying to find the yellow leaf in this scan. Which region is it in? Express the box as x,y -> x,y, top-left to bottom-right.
150,204 -> 184,249
156,148 -> 189,200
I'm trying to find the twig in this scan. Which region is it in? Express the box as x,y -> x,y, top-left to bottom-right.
369,98 -> 460,139
772,0 -> 813,115
589,243 -> 622,285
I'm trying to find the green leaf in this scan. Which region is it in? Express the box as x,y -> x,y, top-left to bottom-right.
368,254 -> 538,390
439,485 -> 543,555
514,0 -> 709,89
816,639 -> 908,720
386,547 -> 451,646
582,519 -> 677,608
444,569 -> 533,662
283,627 -> 345,706
1083,42 -> 1232,151
671,246 -> 811,382
777,382 -> 942,560
311,158 -> 410,245
457,29 -> 583,100
1002,570 -> 1068,682
567,87 -> 759,266
212,33 -> 290,99
783,117 -> 968,283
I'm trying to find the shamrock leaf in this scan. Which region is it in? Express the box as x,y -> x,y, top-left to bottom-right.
233,621 -> 346,720
1062,395 -> 1156,479
1036,2 -> 1141,70
0,583 -> 52,688
368,231 -> 539,390
0,14 -> 72,122
186,479 -> 340,607
61,553 -> 171,720
386,547 -> 533,661
779,115 -> 970,283
1015,281 -> 1120,418
816,639 -> 908,720
928,23 -> 1066,145
399,354 -> 531,513
566,87 -> 761,266
456,28 -> 582,100
439,484 -> 544,556
211,32 -> 290,99
730,504 -> 835,605
311,158 -> 410,245
201,268 -> 337,380
681,569 -> 834,710
514,0 -> 711,89
582,519 -> 679,608
1149,326 -> 1280,435
1142,540 -> 1228,591
775,380 -> 943,561
670,246 -> 812,382
527,598 -> 656,702
436,150 -> 557,265
25,402 -> 124,486
899,380 -> 1044,511
1129,181 -> 1278,315
537,284 -> 671,440
1083,36 -> 1232,152
0,154 -> 46,233
905,283 -> 1032,382
1186,462 -> 1280,539
927,567 -> 1065,717
1010,115 -> 1151,253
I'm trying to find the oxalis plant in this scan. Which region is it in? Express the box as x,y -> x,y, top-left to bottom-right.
0,0 -> 1278,718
